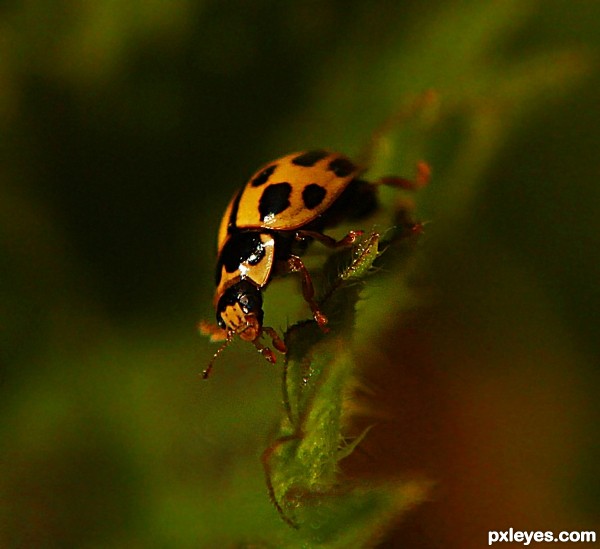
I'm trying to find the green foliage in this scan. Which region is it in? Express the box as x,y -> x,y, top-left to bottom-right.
264,230 -> 430,545
0,1 -> 597,547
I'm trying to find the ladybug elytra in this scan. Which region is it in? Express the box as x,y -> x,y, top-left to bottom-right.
200,149 -> 429,377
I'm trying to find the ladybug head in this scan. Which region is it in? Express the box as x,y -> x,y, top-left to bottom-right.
216,280 -> 264,342
203,280 -> 286,379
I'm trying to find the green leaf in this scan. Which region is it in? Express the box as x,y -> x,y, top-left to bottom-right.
263,222 -> 427,540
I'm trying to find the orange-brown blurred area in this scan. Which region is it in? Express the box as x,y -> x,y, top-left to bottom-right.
1,1 -> 599,547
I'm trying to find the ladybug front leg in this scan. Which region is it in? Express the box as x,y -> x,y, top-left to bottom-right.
251,327 -> 287,365
295,229 -> 363,248
286,255 -> 329,331
262,326 -> 288,354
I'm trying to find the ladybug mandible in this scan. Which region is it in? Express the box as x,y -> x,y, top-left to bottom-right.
200,149 -> 430,378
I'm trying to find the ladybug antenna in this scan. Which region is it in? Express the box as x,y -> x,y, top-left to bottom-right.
201,332 -> 234,379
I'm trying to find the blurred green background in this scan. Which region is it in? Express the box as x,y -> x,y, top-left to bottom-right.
1,1 -> 599,547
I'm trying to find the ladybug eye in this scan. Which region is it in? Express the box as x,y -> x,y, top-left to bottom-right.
239,295 -> 250,311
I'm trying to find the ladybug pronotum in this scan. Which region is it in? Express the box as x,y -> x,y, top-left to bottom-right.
200,149 -> 430,378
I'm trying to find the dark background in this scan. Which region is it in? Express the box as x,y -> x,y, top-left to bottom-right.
1,1 -> 598,547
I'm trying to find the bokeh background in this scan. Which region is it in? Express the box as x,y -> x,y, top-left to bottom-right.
1,1 -> 599,547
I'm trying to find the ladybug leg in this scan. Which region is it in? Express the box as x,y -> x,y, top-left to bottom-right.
252,338 -> 277,364
374,160 -> 431,191
252,325 -> 287,363
262,326 -> 288,354
295,229 -> 363,248
286,255 -> 329,331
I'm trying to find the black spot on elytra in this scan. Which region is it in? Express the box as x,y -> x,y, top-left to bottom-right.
328,157 -> 355,177
250,164 -> 277,187
292,150 -> 328,167
259,183 -> 292,221
302,183 -> 327,209
216,232 -> 266,284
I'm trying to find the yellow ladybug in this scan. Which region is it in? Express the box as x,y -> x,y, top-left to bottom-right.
200,149 -> 429,377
